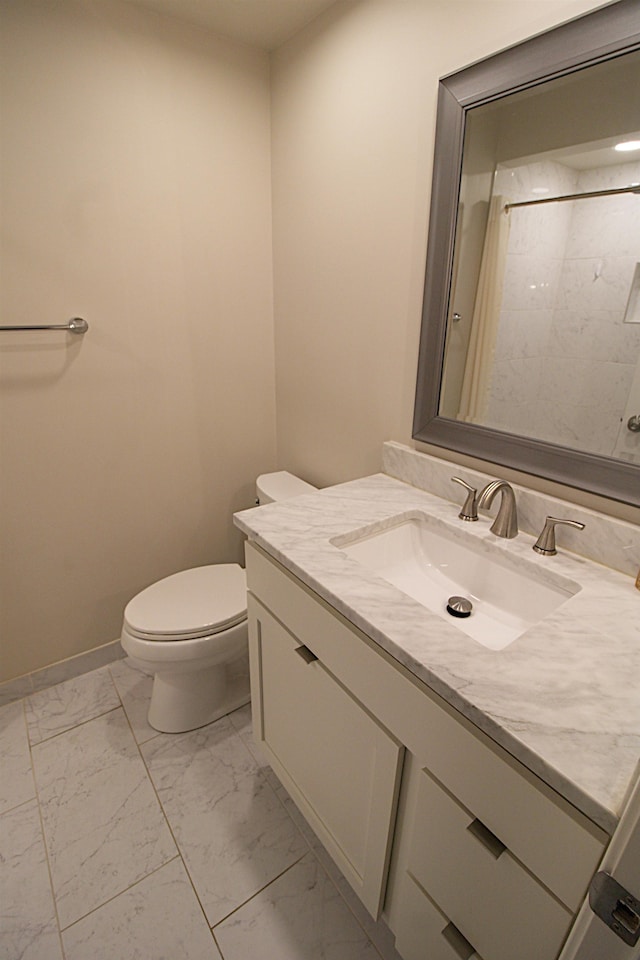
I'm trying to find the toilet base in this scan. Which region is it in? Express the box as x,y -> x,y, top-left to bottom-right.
148,663 -> 250,734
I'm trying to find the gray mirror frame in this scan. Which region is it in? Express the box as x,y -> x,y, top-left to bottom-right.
413,0 -> 640,506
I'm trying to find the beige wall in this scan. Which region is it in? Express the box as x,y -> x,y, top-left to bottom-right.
270,0 -> 611,490
0,0 -> 276,681
1,0 -> 631,683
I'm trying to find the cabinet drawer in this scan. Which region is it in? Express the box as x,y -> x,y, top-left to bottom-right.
395,873 -> 484,960
417,721 -> 605,912
408,769 -> 572,960
249,597 -> 403,918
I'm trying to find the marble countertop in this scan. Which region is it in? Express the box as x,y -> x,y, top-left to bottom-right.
234,474 -> 640,835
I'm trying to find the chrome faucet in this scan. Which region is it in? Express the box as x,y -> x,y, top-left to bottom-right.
478,480 -> 518,539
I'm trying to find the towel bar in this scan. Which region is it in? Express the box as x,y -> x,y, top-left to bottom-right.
0,317 -> 88,335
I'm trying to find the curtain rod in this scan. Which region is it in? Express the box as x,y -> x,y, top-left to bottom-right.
504,184 -> 640,212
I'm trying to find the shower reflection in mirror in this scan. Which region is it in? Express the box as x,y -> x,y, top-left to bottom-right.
439,51 -> 640,468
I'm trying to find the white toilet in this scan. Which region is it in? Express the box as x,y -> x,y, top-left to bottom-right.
120,471 -> 316,734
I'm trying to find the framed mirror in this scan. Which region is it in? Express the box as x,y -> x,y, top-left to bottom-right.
413,0 -> 640,506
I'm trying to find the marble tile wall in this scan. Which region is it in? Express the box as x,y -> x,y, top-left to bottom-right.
488,161 -> 576,437
487,159 -> 640,457
549,161 -> 640,459
0,661 -> 401,960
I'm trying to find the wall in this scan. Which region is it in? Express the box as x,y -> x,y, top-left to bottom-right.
0,0 -> 276,681
0,0 -> 629,684
487,159 -> 578,435
488,159 -> 640,457
269,0 -> 618,490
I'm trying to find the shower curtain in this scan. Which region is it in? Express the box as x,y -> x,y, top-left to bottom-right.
458,195 -> 511,423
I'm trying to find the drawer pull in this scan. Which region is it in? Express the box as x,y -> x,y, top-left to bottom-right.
467,817 -> 507,859
442,921 -> 476,959
294,644 -> 319,664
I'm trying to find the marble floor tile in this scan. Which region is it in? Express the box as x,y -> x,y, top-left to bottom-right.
264,777 -> 402,960
32,708 -> 177,929
141,716 -> 307,926
0,700 -> 35,814
62,858 -> 222,960
25,666 -> 121,744
0,799 -> 63,960
222,710 -> 396,954
214,851 -> 380,960
109,658 -> 158,745
228,702 -> 268,767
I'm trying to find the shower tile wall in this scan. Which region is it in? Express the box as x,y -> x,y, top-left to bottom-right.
488,160 -> 576,438
488,159 -> 640,457
0,662 -> 401,960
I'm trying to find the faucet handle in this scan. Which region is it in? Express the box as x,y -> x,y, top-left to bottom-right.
533,517 -> 585,556
451,477 -> 478,521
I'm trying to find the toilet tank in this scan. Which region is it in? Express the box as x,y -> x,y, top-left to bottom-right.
256,471 -> 317,504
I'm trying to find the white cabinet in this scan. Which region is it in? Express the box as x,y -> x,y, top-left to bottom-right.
249,597 -> 403,917
245,543 -> 608,960
393,873 -> 486,960
399,767 -> 572,960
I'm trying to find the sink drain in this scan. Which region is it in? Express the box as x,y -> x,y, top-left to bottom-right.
446,596 -> 473,618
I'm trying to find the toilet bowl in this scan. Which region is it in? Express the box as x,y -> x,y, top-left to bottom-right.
120,471 -> 316,734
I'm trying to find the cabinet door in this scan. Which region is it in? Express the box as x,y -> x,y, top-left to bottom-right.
249,597 -> 403,918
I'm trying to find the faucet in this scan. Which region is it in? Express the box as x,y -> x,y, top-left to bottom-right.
532,516 -> 585,556
478,480 -> 518,539
451,477 -> 478,521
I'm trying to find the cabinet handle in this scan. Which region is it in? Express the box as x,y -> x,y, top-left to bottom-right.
294,644 -> 318,664
441,921 -> 476,959
467,817 -> 506,859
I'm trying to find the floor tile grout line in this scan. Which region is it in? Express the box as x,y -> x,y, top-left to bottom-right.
0,794 -> 39,818
27,703 -> 122,748
29,668 -> 179,946
7,667 -> 393,959
118,689 -> 222,953
259,763 -> 394,958
107,661 -> 162,747
125,701 -> 313,955
225,715 -> 391,955
23,697 -> 69,960
57,855 -> 183,934
210,850 -> 310,931
47,664 -> 189,936
204,719 -> 383,942
208,839 -> 389,960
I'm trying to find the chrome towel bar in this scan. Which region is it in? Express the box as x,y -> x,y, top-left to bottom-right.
0,317 -> 88,335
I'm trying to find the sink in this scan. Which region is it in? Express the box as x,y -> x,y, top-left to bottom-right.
334,513 -> 580,650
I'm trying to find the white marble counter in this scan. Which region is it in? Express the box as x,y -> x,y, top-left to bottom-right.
234,473 -> 640,835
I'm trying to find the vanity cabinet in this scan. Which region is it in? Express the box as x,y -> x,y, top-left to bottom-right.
248,597 -> 403,916
390,758 -> 574,960
245,543 -> 608,960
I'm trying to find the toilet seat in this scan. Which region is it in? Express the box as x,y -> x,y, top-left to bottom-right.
123,564 -> 247,642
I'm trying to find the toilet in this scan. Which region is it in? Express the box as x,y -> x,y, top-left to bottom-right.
120,472 -> 316,734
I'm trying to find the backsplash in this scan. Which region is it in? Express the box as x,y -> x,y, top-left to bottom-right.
383,441 -> 640,578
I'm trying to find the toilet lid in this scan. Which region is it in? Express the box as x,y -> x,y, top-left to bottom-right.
124,564 -> 247,640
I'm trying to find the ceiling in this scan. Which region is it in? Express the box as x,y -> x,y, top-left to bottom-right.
124,0 -> 343,50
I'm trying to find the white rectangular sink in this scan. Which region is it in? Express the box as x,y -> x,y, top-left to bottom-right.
334,514 -> 580,650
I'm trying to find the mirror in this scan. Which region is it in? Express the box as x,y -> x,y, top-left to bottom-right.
413,0 -> 640,506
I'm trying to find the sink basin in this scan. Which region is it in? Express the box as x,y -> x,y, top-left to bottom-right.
334,513 -> 580,650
